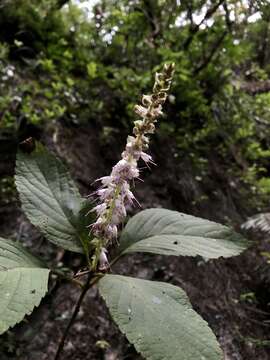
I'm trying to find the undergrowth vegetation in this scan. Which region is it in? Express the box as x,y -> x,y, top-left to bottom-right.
1,0 -> 270,204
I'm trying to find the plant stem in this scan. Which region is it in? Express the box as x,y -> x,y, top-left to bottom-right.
51,269 -> 84,288
73,269 -> 92,278
54,274 -> 92,360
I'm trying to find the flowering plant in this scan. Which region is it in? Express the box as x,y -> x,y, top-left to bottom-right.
0,64 -> 248,360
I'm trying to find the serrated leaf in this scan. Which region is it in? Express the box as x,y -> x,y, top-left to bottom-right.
15,143 -> 86,253
99,275 -> 223,360
119,208 -> 247,259
0,238 -> 50,335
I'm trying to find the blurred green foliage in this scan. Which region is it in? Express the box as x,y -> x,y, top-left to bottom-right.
1,0 -> 270,203
0,176 -> 16,203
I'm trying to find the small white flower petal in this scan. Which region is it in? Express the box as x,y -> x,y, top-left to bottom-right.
141,152 -> 153,163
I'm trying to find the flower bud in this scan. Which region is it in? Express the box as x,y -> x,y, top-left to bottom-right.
98,248 -> 109,271
142,94 -> 152,106
134,105 -> 148,118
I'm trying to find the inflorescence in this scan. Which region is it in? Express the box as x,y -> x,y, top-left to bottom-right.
89,63 -> 175,271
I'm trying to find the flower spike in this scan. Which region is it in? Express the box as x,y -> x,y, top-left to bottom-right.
88,63 -> 175,271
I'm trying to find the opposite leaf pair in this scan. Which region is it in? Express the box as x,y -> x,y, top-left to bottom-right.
0,143 -> 248,360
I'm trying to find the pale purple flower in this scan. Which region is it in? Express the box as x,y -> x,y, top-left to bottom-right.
99,176 -> 113,186
96,187 -> 114,200
121,182 -> 136,205
111,159 -> 139,180
92,203 -> 107,216
106,224 -> 118,239
90,217 -> 105,235
141,152 -> 154,164
111,199 -> 127,224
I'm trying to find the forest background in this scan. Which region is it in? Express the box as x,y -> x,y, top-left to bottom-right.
1,0 -> 270,359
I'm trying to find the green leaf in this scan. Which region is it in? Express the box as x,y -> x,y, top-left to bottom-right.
119,208 -> 247,259
99,275 -> 223,360
0,238 -> 50,335
87,61 -> 98,79
15,143 -> 86,253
